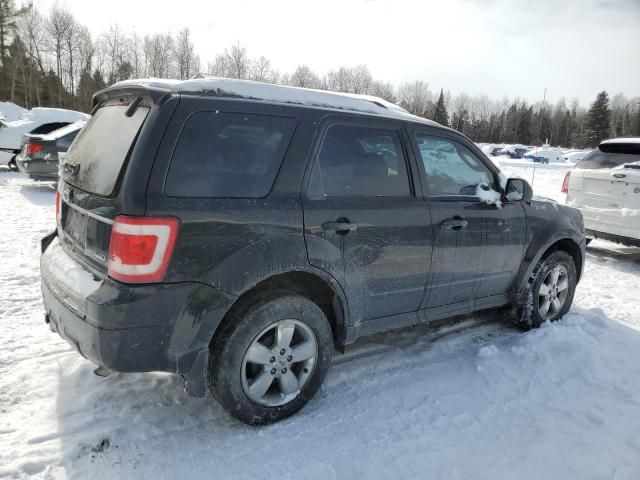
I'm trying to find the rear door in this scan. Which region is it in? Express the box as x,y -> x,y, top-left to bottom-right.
302,117 -> 433,323
409,128 -> 525,311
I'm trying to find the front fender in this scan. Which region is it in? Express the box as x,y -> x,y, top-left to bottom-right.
514,200 -> 585,294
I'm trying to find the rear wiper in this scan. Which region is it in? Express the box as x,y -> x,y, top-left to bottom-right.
125,97 -> 143,117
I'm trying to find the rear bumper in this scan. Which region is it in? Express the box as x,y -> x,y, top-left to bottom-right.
16,156 -> 58,180
41,235 -> 236,392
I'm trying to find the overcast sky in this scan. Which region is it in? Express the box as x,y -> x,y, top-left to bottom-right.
36,0 -> 640,104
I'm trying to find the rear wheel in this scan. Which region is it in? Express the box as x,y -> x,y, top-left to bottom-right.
7,155 -> 18,171
208,292 -> 333,425
514,250 -> 577,329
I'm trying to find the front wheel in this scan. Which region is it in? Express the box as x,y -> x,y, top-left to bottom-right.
514,250 -> 577,329
208,292 -> 333,425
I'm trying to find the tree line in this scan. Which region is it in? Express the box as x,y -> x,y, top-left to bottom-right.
1,0 -> 638,148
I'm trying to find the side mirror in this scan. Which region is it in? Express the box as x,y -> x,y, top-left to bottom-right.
505,178 -> 533,203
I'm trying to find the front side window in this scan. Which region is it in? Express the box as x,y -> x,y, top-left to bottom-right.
415,134 -> 495,197
309,124 -> 411,198
166,112 -> 297,198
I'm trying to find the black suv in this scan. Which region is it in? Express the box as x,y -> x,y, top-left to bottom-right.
40,79 -> 586,425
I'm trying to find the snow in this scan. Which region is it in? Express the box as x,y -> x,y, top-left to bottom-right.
601,137 -> 640,145
114,77 -> 431,123
0,101 -> 27,122
476,183 -> 503,207
2,167 -> 640,479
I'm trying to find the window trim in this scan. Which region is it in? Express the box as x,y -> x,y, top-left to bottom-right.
163,110 -> 298,199
303,116 -> 418,201
408,126 -> 502,202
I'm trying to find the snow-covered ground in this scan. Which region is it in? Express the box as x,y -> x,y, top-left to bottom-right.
1,164 -> 640,480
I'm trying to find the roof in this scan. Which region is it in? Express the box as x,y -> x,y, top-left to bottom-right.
112,77 -> 436,125
601,137 -> 640,145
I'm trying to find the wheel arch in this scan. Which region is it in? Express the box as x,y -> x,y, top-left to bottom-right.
516,236 -> 584,295
210,270 -> 350,350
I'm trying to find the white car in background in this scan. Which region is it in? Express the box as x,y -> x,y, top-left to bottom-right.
563,138 -> 640,247
524,146 -> 566,164
0,107 -> 89,168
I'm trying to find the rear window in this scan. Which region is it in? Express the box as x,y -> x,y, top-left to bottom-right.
63,103 -> 149,196
165,112 -> 296,198
575,145 -> 640,170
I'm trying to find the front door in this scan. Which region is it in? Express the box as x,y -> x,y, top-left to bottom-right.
302,120 -> 433,323
409,130 -> 525,309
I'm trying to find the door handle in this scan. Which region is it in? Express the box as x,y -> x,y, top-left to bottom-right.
322,219 -> 359,235
442,218 -> 468,231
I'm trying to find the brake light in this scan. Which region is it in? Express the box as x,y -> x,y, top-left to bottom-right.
55,190 -> 61,222
108,216 -> 180,283
561,171 -> 571,193
26,143 -> 44,155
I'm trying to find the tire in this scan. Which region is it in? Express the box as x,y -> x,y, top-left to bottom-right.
514,250 -> 577,330
208,291 -> 333,425
7,155 -> 18,171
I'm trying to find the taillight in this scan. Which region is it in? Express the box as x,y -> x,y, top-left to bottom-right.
108,216 -> 180,283
55,190 -> 61,222
561,171 -> 571,193
26,143 -> 44,155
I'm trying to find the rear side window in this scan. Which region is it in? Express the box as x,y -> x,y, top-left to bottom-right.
166,112 -> 296,198
64,103 -> 149,196
308,124 -> 411,197
575,146 -> 640,169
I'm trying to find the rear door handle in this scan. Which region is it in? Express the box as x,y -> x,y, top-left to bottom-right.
442,218 -> 468,230
322,219 -> 359,235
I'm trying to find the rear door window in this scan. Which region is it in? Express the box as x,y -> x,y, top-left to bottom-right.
63,103 -> 149,196
308,124 -> 411,197
165,112 -> 297,198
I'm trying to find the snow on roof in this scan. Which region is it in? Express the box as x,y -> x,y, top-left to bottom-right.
601,137 -> 640,145
113,77 -> 434,124
0,101 -> 27,122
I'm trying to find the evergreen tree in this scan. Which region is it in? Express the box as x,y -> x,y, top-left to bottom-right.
434,88 -> 448,126
585,91 -> 611,147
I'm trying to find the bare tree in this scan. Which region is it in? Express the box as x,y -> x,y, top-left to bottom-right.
251,56 -> 278,83
143,33 -> 174,78
176,28 -> 199,79
288,64 -> 320,88
397,80 -> 432,117
225,42 -> 249,79
46,4 -> 73,104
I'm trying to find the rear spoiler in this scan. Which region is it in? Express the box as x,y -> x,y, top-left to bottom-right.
92,85 -> 173,110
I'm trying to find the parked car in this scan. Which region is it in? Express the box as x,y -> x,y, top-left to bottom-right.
563,138 -> 640,247
0,107 -> 89,169
16,121 -> 85,181
40,78 -> 586,425
524,146 -> 565,164
505,144 -> 530,159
